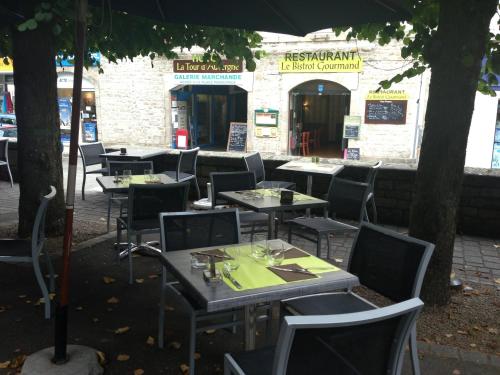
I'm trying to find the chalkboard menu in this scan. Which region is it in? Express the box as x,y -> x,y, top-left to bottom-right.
343,125 -> 360,139
345,148 -> 360,160
365,100 -> 407,124
226,122 -> 247,152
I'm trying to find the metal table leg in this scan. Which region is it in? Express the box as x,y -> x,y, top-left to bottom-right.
267,211 -> 276,240
244,304 -> 257,350
306,174 -> 313,216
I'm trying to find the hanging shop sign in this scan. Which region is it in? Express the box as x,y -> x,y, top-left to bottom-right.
366,90 -> 409,100
174,59 -> 242,73
166,72 -> 254,91
279,51 -> 363,73
343,115 -> 361,139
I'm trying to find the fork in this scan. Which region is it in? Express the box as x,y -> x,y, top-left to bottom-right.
222,268 -> 242,289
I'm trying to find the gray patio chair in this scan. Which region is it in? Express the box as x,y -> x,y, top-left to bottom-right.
117,182 -> 189,284
161,147 -> 201,199
106,160 -> 154,232
210,171 -> 277,240
0,186 -> 56,319
158,209 -> 250,375
365,160 -> 382,224
287,176 -> 370,258
79,142 -> 108,200
243,152 -> 295,191
283,223 -> 435,375
224,298 -> 424,375
0,138 -> 13,187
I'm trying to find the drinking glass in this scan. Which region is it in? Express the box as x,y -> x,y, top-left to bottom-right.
190,253 -> 208,269
266,241 -> 285,266
144,169 -> 153,182
251,241 -> 266,259
223,246 -> 240,271
123,169 -> 132,182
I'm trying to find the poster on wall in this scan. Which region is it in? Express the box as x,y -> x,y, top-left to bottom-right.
492,143 -> 500,169
343,115 -> 361,139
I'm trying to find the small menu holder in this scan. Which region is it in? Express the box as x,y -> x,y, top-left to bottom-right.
202,255 -> 222,284
120,147 -> 127,155
280,190 -> 294,204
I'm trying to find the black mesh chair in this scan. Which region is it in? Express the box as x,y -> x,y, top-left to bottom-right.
287,176 -> 370,258
283,223 -> 434,375
243,152 -> 295,190
162,147 -> 200,199
117,182 -> 189,284
210,171 -> 275,240
79,142 -> 108,200
0,186 -> 56,319
158,209 -> 243,375
106,160 -> 154,232
224,298 -> 424,375
0,139 -> 13,187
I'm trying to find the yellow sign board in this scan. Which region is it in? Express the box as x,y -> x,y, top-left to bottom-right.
279,51 -> 362,73
0,58 -> 13,72
366,90 -> 409,100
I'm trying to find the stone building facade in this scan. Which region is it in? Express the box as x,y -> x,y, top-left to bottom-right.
53,29 -> 498,168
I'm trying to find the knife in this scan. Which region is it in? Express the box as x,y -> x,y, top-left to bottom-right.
269,266 -> 315,276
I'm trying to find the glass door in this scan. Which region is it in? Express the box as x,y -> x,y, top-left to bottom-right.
195,94 -> 211,146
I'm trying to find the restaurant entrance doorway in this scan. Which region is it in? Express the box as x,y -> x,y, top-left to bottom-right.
171,85 -> 247,150
289,80 -> 351,158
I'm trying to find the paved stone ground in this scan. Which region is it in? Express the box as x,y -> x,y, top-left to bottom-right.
1,157 -> 499,287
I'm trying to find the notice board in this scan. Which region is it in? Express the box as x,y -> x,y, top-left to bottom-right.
345,148 -> 360,160
227,122 -> 247,152
365,100 -> 407,124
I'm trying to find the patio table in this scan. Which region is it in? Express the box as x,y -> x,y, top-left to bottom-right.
159,239 -> 359,350
218,189 -> 328,239
96,174 -> 177,194
99,148 -> 169,161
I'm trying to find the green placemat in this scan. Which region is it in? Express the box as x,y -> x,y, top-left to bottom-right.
215,244 -> 339,291
256,189 -> 316,202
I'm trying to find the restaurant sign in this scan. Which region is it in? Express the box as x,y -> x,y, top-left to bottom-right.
174,59 -> 242,73
279,51 -> 363,73
366,90 -> 409,100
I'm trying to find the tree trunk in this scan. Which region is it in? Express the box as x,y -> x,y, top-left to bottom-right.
409,0 -> 497,305
12,22 -> 65,237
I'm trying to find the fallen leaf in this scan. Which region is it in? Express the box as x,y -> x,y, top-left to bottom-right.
0,306 -> 5,313
134,370 -> 145,375
146,336 -> 155,346
334,258 -> 343,263
116,354 -> 130,361
487,328 -> 498,334
444,334 -> 453,338
168,341 -> 181,350
103,276 -> 116,284
135,278 -> 145,284
49,293 -> 56,300
470,343 -> 477,348
452,370 -> 461,375
114,326 -> 130,334
76,306 -> 84,311
205,329 -> 216,334
194,352 -> 201,360
25,300 -> 32,304
95,351 -> 106,365
0,361 -> 10,369
180,364 -> 189,374
92,318 -> 99,323
494,278 -> 500,284
18,295 -> 26,299
164,305 -> 175,311
148,274 -> 159,279
493,244 -> 499,248
9,354 -> 26,368
107,297 -> 119,304
457,330 -> 468,335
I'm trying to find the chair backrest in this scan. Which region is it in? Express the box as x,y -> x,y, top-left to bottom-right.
127,182 -> 189,230
243,152 -> 265,183
79,142 -> 105,168
107,160 -> 154,176
347,223 -> 435,303
32,186 -> 57,257
160,208 -> 240,252
0,139 -> 9,163
272,298 -> 423,375
326,177 -> 370,223
176,147 -> 199,180
365,160 -> 382,192
210,171 -> 256,208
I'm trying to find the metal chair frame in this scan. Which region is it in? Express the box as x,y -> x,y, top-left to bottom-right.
79,142 -> 108,200
163,147 -> 201,199
243,152 -> 295,191
0,186 -> 56,319
0,138 -> 13,187
284,223 -> 435,375
365,160 -> 382,223
224,298 -> 424,375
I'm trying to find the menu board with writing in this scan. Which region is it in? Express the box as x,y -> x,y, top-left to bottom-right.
226,122 -> 247,152
345,148 -> 360,160
365,100 -> 407,124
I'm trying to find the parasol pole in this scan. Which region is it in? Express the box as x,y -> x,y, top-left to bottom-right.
53,0 -> 87,363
